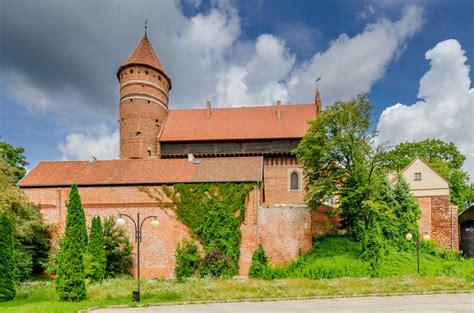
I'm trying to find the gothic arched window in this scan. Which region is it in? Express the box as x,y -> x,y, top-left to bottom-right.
290,172 -> 299,191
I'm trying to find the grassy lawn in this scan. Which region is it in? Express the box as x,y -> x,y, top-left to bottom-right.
0,276 -> 473,313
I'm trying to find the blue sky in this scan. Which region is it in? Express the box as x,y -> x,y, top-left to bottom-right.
0,0 -> 473,177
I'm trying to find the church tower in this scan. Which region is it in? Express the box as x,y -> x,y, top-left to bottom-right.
117,33 -> 171,159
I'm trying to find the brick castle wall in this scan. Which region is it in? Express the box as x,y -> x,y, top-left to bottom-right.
24,184 -> 314,278
263,157 -> 305,205
416,195 -> 459,250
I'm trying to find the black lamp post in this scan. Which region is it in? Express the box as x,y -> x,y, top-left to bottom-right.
405,231 -> 430,274
116,213 -> 159,302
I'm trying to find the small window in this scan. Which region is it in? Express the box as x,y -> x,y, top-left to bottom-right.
130,69 -> 133,74
147,149 -> 152,156
145,70 -> 149,75
136,131 -> 142,136
158,76 -> 162,81
414,172 -> 422,181
290,172 -> 299,191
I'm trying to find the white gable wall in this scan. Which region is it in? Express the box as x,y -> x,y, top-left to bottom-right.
401,158 -> 449,197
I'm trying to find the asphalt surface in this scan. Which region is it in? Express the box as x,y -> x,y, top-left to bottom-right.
94,292 -> 474,312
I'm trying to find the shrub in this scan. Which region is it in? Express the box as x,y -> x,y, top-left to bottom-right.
249,245 -> 269,279
102,217 -> 133,277
85,216 -> 107,282
174,239 -> 200,280
0,214 -> 16,301
200,250 -> 232,278
56,184 -> 87,301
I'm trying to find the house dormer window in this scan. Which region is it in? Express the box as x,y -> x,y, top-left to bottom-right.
290,171 -> 299,191
414,172 -> 422,181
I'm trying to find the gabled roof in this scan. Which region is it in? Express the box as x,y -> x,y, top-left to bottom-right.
160,103 -> 317,142
401,157 -> 450,185
117,36 -> 171,86
18,157 -> 263,188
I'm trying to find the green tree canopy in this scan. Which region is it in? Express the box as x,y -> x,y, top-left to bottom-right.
0,160 -> 49,280
294,94 -> 384,238
294,94 -> 420,265
380,139 -> 474,211
0,214 -> 16,301
0,140 -> 28,182
56,184 -> 87,301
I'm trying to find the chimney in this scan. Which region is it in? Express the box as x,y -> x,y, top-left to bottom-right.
276,100 -> 282,119
206,100 -> 211,118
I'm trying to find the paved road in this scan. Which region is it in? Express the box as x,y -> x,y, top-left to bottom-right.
95,293 -> 474,312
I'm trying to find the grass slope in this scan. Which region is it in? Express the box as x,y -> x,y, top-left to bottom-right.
263,236 -> 474,281
1,276 -> 472,313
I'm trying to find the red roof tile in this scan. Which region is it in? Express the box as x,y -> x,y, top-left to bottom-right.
160,104 -> 317,142
118,37 -> 170,84
18,157 -> 263,187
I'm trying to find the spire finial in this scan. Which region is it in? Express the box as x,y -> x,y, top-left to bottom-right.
144,19 -> 148,38
315,76 -> 322,114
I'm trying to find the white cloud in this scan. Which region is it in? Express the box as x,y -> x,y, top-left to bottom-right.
2,1 -> 427,162
288,4 -> 424,105
58,127 -> 119,160
376,39 -> 474,180
357,5 -> 378,20
215,34 -> 295,106
5,72 -> 53,113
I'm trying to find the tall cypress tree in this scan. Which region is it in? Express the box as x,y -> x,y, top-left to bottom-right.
393,176 -> 420,250
85,216 -> 106,281
0,214 -> 16,301
56,184 -> 87,301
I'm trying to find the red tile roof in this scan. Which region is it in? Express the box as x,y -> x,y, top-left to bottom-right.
160,104 -> 317,142
18,157 -> 263,187
117,36 -> 171,85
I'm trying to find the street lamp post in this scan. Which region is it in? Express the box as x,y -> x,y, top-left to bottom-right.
116,213 -> 159,302
405,231 -> 430,274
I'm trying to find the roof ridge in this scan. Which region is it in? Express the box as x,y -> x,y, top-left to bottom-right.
169,103 -> 315,112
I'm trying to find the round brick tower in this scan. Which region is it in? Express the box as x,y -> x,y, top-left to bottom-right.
117,34 -> 171,159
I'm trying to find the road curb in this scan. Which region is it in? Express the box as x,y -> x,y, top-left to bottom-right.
84,289 -> 474,312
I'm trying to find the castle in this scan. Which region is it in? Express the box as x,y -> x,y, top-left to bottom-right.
18,34 -> 458,278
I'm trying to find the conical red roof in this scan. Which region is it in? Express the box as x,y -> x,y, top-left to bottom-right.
118,36 -> 170,86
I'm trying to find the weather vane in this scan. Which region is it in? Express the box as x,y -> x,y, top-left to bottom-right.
316,76 -> 322,90
144,19 -> 148,38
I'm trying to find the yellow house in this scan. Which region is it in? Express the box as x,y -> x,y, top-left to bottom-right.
399,158 -> 458,250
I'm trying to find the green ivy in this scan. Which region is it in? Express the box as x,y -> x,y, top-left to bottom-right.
166,183 -> 254,278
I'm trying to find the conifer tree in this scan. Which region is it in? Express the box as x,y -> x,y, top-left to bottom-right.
56,184 -> 87,301
378,179 -> 400,245
393,176 -> 420,250
249,245 -> 269,279
0,214 -> 16,301
85,216 -> 107,281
